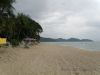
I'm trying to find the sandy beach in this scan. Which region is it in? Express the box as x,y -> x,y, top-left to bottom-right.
0,43 -> 100,75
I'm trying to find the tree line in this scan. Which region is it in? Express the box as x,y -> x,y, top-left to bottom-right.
0,0 -> 43,46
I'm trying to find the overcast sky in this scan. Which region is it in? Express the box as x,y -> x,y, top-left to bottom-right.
14,0 -> 100,41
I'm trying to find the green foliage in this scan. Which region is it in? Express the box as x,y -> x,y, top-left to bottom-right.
0,0 -> 15,17
10,39 -> 19,47
0,0 -> 43,46
15,13 -> 43,43
0,14 -> 43,46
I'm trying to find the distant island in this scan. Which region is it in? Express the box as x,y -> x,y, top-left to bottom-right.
40,37 -> 93,42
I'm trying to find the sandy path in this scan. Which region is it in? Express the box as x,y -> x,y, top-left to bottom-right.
0,44 -> 100,75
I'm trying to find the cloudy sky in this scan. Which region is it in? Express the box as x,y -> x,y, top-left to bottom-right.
14,0 -> 100,41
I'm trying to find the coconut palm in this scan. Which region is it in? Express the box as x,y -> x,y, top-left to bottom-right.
15,13 -> 43,42
0,0 -> 15,38
0,0 -> 15,17
0,0 -> 43,46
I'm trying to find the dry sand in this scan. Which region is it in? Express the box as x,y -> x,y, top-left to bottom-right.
0,43 -> 100,75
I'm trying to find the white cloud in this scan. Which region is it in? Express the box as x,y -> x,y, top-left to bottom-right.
14,0 -> 100,40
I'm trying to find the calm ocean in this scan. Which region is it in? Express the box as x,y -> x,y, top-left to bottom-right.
42,42 -> 100,51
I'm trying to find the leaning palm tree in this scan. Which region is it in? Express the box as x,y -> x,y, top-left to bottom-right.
15,13 -> 43,42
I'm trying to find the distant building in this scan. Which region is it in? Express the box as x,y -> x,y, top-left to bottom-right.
23,38 -> 36,42
23,38 -> 37,46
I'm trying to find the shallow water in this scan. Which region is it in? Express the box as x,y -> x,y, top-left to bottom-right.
42,42 -> 100,51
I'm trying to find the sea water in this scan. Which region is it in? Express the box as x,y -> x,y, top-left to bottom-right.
43,42 -> 100,51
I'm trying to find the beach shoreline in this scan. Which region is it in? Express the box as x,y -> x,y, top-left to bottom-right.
0,43 -> 100,75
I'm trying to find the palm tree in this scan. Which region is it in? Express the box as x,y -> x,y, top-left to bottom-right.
15,13 -> 43,42
0,0 -> 15,17
0,0 -> 15,37
0,0 -> 43,46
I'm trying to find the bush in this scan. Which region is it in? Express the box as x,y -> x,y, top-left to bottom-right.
10,39 -> 19,47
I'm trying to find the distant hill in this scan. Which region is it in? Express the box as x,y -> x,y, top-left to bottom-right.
40,37 -> 93,42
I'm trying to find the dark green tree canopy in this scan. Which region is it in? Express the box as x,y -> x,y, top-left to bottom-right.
14,13 -> 43,42
0,0 -> 43,46
0,0 -> 15,17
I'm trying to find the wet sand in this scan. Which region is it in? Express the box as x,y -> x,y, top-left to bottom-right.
0,43 -> 100,75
